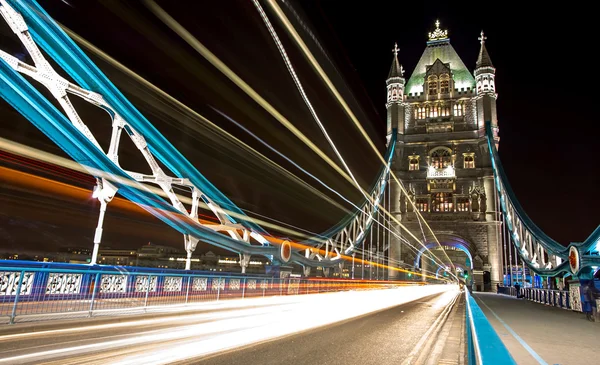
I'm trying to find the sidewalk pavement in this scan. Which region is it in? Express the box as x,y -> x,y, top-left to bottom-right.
474,292 -> 598,365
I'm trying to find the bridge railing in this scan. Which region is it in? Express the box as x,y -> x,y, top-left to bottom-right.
522,288 -> 573,310
498,287 -> 574,311
465,290 -> 516,365
0,264 -> 416,324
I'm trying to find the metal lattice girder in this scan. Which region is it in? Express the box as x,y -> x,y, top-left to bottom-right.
485,121 -> 600,276
0,0 -> 394,268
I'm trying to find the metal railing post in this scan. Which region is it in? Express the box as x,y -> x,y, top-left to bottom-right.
143,274 -> 150,310
9,271 -> 25,325
88,272 -> 100,317
185,276 -> 191,304
242,278 -> 246,299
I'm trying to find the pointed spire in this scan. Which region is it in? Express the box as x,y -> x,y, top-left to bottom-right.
388,42 -> 405,79
476,30 -> 494,69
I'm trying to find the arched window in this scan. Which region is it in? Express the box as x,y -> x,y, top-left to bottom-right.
439,103 -> 450,117
430,147 -> 452,169
463,153 -> 475,169
408,155 -> 420,171
453,103 -> 463,117
440,74 -> 450,94
415,105 -> 425,120
428,104 -> 438,118
427,75 -> 438,96
432,192 -> 453,212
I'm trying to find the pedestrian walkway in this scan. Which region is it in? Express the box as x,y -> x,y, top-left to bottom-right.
474,292 -> 598,365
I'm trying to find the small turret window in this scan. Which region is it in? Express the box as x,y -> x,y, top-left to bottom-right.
463,153 -> 475,169
408,155 -> 420,171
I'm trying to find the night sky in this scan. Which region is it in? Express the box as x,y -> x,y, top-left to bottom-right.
0,0 -> 597,256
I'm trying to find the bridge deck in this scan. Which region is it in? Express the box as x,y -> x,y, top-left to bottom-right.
474,292 -> 597,365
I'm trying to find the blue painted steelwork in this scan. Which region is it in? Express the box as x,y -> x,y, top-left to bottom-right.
465,290 -> 517,364
485,121 -> 600,276
0,0 -> 396,267
414,241 -> 473,270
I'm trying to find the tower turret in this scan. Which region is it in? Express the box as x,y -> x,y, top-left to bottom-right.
386,43 -> 406,145
474,31 -> 498,143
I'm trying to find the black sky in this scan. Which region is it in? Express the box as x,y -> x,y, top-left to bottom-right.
0,0 -> 597,255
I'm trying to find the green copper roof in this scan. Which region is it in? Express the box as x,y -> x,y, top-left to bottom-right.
405,40 -> 476,95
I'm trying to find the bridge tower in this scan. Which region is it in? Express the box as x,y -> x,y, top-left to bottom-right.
386,21 -> 502,291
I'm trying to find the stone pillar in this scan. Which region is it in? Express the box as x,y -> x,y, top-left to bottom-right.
484,176 -> 501,292
388,175 -> 403,280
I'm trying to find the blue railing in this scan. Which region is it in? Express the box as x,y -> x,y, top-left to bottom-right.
465,290 -> 517,364
0,262 -> 416,324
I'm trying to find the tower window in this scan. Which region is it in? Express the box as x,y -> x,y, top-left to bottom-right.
463,153 -> 475,169
428,104 -> 438,118
432,192 -> 453,212
453,103 -> 464,117
416,106 -> 425,120
408,155 -> 420,171
430,148 -> 452,169
439,103 -> 450,117
440,74 -> 450,94
427,75 -> 438,96
456,197 -> 470,212
416,198 -> 429,212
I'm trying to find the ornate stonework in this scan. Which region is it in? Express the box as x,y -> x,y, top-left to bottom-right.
386,23 -> 502,291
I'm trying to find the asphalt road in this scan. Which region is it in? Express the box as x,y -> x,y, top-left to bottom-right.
0,286 -> 455,364
198,292 -> 451,365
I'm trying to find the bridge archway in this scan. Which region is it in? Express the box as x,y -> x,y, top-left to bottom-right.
414,234 -> 475,271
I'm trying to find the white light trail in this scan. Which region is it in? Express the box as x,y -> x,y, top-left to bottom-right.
0,285 -> 455,364
253,0 -> 453,274
264,0 -> 456,274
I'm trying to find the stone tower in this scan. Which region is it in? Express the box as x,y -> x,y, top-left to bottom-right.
386,21 -> 502,291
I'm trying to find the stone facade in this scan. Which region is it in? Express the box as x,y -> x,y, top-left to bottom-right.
386,22 -> 502,291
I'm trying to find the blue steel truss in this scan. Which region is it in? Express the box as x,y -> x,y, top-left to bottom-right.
0,0 -> 395,270
486,121 -> 600,277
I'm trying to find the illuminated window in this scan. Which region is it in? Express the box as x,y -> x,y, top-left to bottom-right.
463,153 -> 475,169
430,148 -> 452,168
456,197 -> 470,212
432,192 -> 453,212
428,75 -> 438,95
415,106 -> 425,120
440,74 -> 450,94
453,103 -> 464,116
439,103 -> 450,117
408,155 -> 420,171
416,198 -> 429,212
428,104 -> 438,118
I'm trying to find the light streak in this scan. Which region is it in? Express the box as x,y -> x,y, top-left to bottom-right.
264,0 -> 456,274
58,24 -> 348,216
254,1 -> 453,275
143,0 -> 451,275
0,285 -> 455,364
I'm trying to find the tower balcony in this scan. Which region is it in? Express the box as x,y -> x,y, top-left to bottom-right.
427,165 -> 455,179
